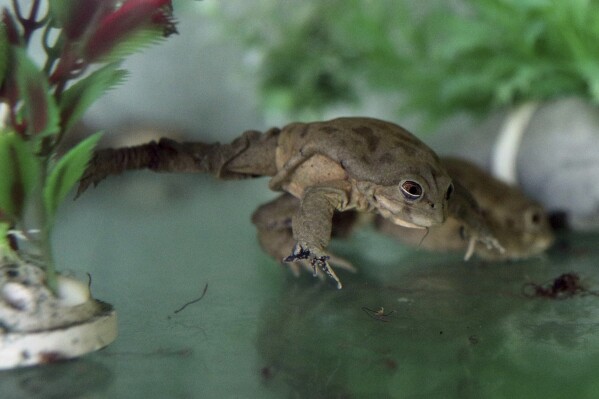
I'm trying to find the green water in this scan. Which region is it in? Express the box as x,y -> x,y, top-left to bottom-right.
2,173 -> 598,399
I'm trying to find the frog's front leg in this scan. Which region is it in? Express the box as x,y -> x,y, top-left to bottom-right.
450,181 -> 504,259
252,193 -> 355,281
285,182 -> 352,289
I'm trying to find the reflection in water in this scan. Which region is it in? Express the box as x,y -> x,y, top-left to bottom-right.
254,236 -> 599,399
500,295 -> 599,398
1,359 -> 113,398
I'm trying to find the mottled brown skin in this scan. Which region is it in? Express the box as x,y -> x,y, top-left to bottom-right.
79,118 -> 501,288
251,193 -> 359,280
376,157 -> 554,261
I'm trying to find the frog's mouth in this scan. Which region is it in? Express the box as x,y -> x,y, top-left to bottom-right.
389,216 -> 426,229
374,196 -> 428,229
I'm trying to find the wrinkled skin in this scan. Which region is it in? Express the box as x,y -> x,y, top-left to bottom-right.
375,157 -> 554,260
79,118 -> 502,288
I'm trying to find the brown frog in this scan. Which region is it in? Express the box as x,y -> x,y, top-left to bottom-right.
78,118 -> 502,287
375,157 -> 554,260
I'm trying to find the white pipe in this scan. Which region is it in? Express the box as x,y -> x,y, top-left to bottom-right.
492,102 -> 539,184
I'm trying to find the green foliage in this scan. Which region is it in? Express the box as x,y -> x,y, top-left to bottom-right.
216,0 -> 404,115
0,133 -> 39,221
91,27 -> 171,64
1,0 -> 179,220
44,132 -> 102,224
13,48 -> 60,138
0,0 -> 179,286
48,0 -> 76,27
59,63 -> 128,133
218,0 -> 599,121
398,0 -> 599,121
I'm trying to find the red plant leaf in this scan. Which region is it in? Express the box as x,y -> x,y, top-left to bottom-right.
83,0 -> 173,62
14,48 -> 59,137
2,8 -> 22,46
50,0 -> 117,40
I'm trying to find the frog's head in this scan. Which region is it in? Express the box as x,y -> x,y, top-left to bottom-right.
516,205 -> 555,257
370,168 -> 454,229
478,202 -> 554,260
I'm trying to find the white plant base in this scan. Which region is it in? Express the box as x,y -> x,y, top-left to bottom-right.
0,259 -> 118,369
0,301 -> 117,369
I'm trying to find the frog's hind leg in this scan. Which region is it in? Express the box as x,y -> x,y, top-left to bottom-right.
252,193 -> 356,284
77,128 -> 281,195
252,194 -> 302,276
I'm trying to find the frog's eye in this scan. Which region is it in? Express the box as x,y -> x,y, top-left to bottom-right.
525,208 -> 544,228
400,180 -> 423,200
445,183 -> 454,201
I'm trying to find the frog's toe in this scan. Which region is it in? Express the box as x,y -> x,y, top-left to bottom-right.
286,261 -> 302,277
311,256 -> 343,289
283,244 -> 345,289
327,254 -> 357,273
288,255 -> 353,283
463,234 -> 505,261
291,260 -> 326,281
283,243 -> 320,277
283,243 -> 313,263
487,237 -> 505,254
464,237 -> 476,261
76,150 -> 119,197
477,233 -> 505,254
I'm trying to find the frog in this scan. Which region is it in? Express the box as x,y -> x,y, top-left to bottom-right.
374,157 -> 554,261
78,117 -> 502,288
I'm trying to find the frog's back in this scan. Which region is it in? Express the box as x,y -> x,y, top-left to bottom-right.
442,157 -> 543,214
277,117 -> 441,186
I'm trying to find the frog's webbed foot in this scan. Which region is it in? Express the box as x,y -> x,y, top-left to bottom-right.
460,225 -> 505,261
77,139 -> 185,197
450,181 -> 505,260
284,244 -> 354,289
77,145 -> 141,196
287,183 -> 356,288
476,233 -> 505,258
283,248 -> 356,285
252,193 -> 355,288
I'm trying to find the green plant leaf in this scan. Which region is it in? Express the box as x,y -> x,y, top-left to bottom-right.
48,0 -> 72,27
89,28 -> 168,64
43,132 -> 102,223
13,48 -> 60,138
59,63 -> 128,133
0,132 -> 40,220
220,0 -> 599,122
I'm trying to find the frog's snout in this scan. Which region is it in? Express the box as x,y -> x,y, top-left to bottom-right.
427,200 -> 448,225
431,211 -> 446,226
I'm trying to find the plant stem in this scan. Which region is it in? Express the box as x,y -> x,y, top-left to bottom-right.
40,217 -> 57,293
36,154 -> 58,295
41,23 -> 59,75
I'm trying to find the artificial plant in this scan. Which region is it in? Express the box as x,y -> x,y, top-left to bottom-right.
217,0 -> 599,123
0,0 -> 178,292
